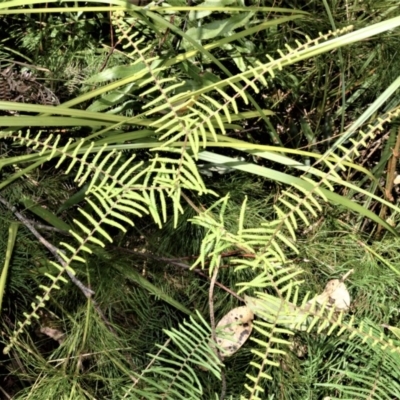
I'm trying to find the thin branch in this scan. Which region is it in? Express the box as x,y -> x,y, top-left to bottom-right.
209,265 -> 218,340
128,248 -> 254,263
0,196 -> 94,298
0,386 -> 11,399
209,261 -> 226,400
377,126 -> 400,235
123,337 -> 172,398
0,196 -> 128,342
24,220 -> 72,235
181,191 -> 205,214
112,247 -> 244,302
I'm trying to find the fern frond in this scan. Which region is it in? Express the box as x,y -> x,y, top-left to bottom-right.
124,311 -> 222,400
243,284 -> 400,398
3,130 -> 212,353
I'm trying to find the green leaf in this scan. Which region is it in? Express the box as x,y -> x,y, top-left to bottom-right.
186,12 -> 254,41
0,223 -> 19,314
20,197 -> 71,232
86,63 -> 147,84
189,0 -> 238,20
57,185 -> 89,214
116,265 -> 193,316
197,151 -> 399,236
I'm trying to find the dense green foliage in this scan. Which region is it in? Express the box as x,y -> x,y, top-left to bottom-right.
1,0 -> 400,399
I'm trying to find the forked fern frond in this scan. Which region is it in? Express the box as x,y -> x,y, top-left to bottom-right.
3,132 -> 212,353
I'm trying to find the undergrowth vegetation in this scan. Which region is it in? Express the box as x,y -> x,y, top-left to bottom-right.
1,0 -> 400,399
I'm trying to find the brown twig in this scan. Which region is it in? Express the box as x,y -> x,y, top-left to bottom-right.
209,262 -> 226,400
127,249 -> 254,264
122,337 -> 171,398
377,127 -> 400,235
0,199 -> 142,376
112,247 -> 244,302
99,0 -> 166,72
181,191 -> 206,214
0,386 -> 11,399
24,220 -> 72,235
0,195 -> 94,298
209,266 -> 218,340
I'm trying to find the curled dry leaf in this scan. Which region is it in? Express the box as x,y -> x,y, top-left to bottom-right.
315,279 -> 351,311
315,270 -> 353,312
40,326 -> 65,344
386,216 -> 396,227
214,306 -> 254,358
289,338 -> 308,358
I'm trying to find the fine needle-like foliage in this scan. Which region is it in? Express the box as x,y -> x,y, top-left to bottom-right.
1,0 -> 400,399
